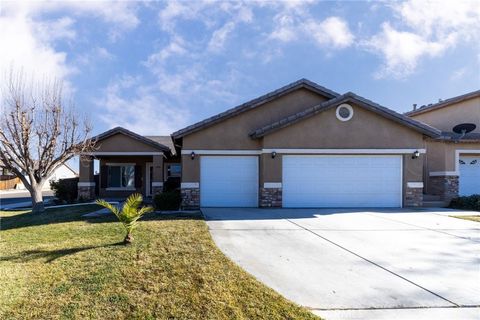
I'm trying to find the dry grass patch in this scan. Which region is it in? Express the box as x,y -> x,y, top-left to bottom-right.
451,215 -> 480,223
0,205 -> 318,319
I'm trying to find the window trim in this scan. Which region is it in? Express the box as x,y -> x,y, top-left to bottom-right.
105,163 -> 136,190
336,103 -> 354,122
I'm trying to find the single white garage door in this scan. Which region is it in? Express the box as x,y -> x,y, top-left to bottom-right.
459,156 -> 480,196
283,155 -> 402,208
200,156 -> 258,207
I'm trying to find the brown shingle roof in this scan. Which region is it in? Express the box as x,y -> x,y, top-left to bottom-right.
405,90 -> 480,116
250,92 -> 442,139
171,79 -> 340,139
145,136 -> 175,154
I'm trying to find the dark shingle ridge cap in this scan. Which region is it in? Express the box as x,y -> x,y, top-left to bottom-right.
171,79 -> 340,139
405,89 -> 480,116
250,92 -> 442,138
92,127 -> 171,152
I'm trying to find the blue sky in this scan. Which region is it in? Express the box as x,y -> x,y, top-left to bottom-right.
1,0 -> 479,138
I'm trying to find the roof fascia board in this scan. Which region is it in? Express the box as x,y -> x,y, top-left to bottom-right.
92,127 -> 170,152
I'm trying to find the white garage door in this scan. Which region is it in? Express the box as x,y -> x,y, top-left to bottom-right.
283,155 -> 402,208
200,156 -> 258,207
459,156 -> 480,196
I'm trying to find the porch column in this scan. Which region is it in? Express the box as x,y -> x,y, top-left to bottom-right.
152,154 -> 164,195
78,156 -> 95,200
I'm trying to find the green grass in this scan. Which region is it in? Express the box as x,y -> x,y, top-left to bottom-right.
0,205 -> 318,319
451,215 -> 480,223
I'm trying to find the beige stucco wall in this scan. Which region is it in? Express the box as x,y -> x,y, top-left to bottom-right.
425,141 -> 480,172
181,99 -> 427,206
263,104 -> 425,149
410,97 -> 480,133
79,157 -> 94,182
96,133 -> 163,153
182,89 -> 329,150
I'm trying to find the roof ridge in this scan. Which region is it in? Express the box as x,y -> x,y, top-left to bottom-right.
92,127 -> 171,152
405,89 -> 480,116
171,79 -> 340,139
250,92 -> 441,138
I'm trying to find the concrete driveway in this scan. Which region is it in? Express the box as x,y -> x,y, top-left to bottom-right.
204,208 -> 480,320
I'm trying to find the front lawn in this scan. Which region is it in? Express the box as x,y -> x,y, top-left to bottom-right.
451,215 -> 480,223
0,205 -> 318,319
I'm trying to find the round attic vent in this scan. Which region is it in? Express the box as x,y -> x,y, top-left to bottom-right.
336,104 -> 353,121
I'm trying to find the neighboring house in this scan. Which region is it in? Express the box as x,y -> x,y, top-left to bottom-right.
78,79 -> 479,209
0,161 -> 77,190
405,90 -> 480,198
0,161 -> 20,190
42,163 -> 78,190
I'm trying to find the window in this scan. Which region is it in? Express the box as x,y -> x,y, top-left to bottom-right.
167,164 -> 181,177
108,165 -> 135,188
336,103 -> 354,121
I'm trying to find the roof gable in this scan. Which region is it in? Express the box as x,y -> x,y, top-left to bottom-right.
250,92 -> 441,139
171,79 -> 340,139
405,90 -> 480,116
92,127 -> 172,153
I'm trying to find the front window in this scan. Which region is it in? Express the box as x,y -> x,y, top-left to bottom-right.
167,164 -> 181,178
108,165 -> 135,188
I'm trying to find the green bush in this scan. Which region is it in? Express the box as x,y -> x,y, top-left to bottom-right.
154,191 -> 181,211
50,177 -> 79,204
449,194 -> 480,211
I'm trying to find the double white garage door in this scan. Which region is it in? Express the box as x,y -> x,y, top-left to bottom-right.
200,155 -> 402,208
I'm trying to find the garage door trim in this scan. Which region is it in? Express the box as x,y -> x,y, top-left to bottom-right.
282,154 -> 403,208
200,156 -> 259,207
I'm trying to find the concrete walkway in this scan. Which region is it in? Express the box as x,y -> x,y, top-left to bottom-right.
203,208 -> 480,320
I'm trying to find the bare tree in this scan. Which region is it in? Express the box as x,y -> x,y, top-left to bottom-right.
0,70 -> 95,213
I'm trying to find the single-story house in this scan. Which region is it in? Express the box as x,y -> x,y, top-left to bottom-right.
78,79 -> 479,208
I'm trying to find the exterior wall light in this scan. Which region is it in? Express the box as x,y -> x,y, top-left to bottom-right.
190,151 -> 196,160
271,151 -> 277,159
412,150 -> 420,159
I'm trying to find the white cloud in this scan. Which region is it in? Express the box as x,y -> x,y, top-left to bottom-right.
145,36 -> 187,65
305,17 -> 354,49
269,14 -> 297,42
450,67 -> 467,81
208,21 -> 236,52
0,11 -> 72,83
395,0 -> 480,39
267,1 -> 353,51
364,23 -> 449,79
97,76 -> 190,135
76,47 -> 115,67
365,0 -> 480,78
0,1 -> 139,90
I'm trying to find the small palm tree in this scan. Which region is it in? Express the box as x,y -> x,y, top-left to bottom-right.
96,193 -> 154,244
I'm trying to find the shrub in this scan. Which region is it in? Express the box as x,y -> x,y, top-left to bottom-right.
96,193 -> 153,244
50,177 -> 78,204
163,177 -> 180,192
154,191 -> 181,211
449,194 -> 480,211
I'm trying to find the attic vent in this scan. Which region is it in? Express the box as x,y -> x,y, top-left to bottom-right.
336,104 -> 354,122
